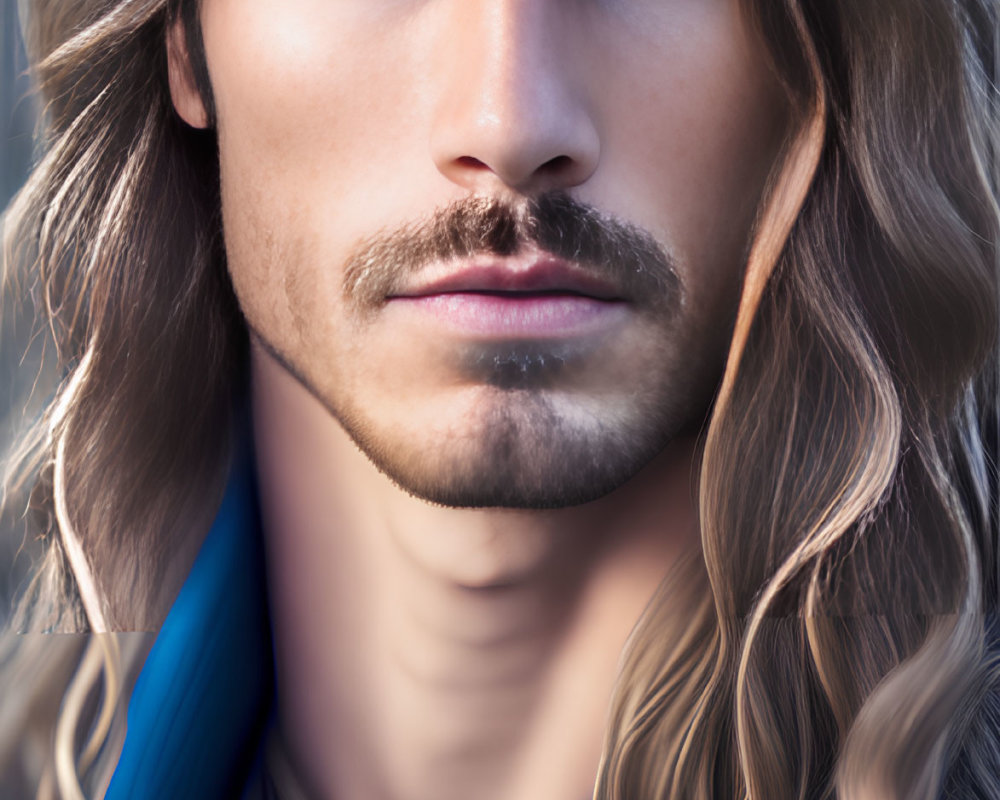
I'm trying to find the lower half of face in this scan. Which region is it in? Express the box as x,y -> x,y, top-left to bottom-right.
199,1 -> 787,510
241,241 -> 733,509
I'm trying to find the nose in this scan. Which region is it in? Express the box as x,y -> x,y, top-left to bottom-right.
429,1 -> 601,194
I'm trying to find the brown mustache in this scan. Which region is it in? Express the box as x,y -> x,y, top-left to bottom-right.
342,192 -> 683,315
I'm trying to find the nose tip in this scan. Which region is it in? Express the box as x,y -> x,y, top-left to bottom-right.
429,6 -> 601,194
437,126 -> 600,194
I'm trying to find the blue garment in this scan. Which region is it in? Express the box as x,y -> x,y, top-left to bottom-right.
98,438 -> 1000,799
105,448 -> 274,800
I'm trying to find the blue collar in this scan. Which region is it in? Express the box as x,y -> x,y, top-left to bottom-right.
97,439 -> 1000,798
105,447 -> 274,800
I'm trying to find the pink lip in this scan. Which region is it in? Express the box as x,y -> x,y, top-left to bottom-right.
390,257 -> 623,301
389,293 -> 625,338
385,256 -> 628,339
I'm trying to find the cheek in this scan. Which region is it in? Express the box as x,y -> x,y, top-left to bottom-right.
200,10 -> 360,347
203,3 -> 448,352
202,0 -> 431,199
219,177 -> 307,347
594,5 -> 788,303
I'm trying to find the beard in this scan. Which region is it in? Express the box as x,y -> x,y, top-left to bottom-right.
246,191 -> 721,510
254,329 -> 709,510
346,392 -> 686,510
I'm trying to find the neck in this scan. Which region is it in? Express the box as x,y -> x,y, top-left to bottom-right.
251,343 -> 699,800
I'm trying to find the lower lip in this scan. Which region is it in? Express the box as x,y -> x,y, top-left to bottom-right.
386,293 -> 628,338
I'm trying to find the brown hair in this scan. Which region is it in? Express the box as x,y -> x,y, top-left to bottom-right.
1,1 -> 999,797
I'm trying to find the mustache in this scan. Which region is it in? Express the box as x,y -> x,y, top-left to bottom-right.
342,192 -> 683,314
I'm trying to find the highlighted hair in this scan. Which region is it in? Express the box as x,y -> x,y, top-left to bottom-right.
1,1 -> 999,798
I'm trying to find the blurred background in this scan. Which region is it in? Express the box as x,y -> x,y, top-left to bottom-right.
2,0 -> 33,208
1,0 -> 44,627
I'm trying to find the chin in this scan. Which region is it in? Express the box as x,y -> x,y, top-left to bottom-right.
340,389 -> 680,510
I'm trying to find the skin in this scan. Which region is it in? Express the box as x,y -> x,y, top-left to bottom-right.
168,1 -> 789,798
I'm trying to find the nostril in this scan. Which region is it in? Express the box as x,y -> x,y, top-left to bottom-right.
456,156 -> 490,171
539,155 -> 575,175
437,119 -> 600,191
452,153 -> 581,185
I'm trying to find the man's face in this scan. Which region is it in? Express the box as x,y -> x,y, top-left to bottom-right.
178,0 -> 789,508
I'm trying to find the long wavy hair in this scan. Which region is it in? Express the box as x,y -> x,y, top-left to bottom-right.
1,0 -> 999,798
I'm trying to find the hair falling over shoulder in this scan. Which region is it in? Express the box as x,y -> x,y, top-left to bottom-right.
598,1 -> 1000,798
1,1 -> 242,796
1,1 -> 999,798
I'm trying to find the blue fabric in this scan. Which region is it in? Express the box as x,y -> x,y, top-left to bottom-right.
106,449 -> 274,800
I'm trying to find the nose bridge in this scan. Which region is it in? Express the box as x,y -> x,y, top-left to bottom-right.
430,0 -> 600,193
477,0 -> 550,120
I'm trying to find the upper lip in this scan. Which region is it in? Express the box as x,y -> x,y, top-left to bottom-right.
390,256 -> 623,300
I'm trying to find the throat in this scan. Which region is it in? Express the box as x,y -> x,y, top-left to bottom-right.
251,345 -> 696,800
262,484 -> 665,800
269,523 -> 650,800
